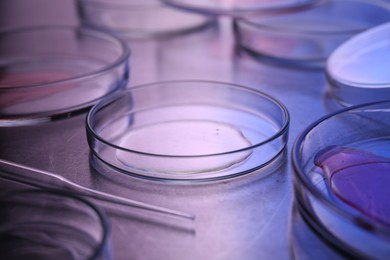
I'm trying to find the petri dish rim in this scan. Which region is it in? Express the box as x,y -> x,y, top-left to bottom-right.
326,22 -> 390,89
160,0 -> 323,16
77,0 -> 161,8
86,80 -> 290,158
0,26 -> 130,90
326,71 -> 390,89
292,100 -> 390,236
0,188 -> 110,260
234,0 -> 390,69
77,1 -> 217,39
89,147 -> 288,183
234,0 -> 390,36
93,19 -> 217,41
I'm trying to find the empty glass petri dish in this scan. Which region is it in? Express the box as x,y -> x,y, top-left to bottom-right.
0,26 -> 130,125
0,189 -> 110,260
292,100 -> 390,259
86,80 -> 289,182
326,22 -> 390,107
234,0 -> 390,69
160,0 -> 321,16
77,0 -> 215,39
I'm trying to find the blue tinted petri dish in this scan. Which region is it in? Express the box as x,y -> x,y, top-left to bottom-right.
86,80 -> 289,182
0,26 -> 130,125
234,0 -> 390,69
0,189 -> 110,260
160,0 -> 321,16
292,100 -> 390,259
77,0 -> 215,39
326,22 -> 390,107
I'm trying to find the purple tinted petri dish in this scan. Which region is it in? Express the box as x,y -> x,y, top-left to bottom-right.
0,26 -> 130,125
292,100 -> 390,258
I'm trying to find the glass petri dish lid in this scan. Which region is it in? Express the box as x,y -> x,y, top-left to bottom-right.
77,0 -> 215,39
292,100 -> 390,259
234,0 -> 390,69
0,189 -> 110,260
326,21 -> 390,107
0,26 -> 130,125
86,80 -> 289,182
160,0 -> 321,16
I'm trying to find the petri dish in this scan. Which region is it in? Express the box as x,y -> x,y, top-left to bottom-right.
77,0 -> 215,39
0,189 -> 110,260
326,21 -> 390,107
86,80 -> 289,182
292,100 -> 390,259
0,26 -> 130,125
234,0 -> 390,69
160,0 -> 321,16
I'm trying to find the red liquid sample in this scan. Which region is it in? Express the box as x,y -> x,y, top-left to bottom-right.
0,71 -> 73,108
0,71 -> 70,86
315,146 -> 390,227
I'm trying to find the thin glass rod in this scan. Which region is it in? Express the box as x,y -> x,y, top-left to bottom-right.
0,159 -> 195,221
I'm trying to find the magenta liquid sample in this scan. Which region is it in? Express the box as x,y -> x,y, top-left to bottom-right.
0,71 -> 72,107
0,71 -> 70,86
315,146 -> 390,227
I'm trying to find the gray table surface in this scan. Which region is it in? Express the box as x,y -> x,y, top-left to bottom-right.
0,1 -> 337,259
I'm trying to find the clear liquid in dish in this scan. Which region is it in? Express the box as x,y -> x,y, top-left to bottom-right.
116,120 -> 253,174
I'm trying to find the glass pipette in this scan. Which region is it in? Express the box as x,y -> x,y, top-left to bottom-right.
0,159 -> 195,221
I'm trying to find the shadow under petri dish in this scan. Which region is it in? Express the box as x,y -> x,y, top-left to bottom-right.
327,22 -> 390,106
116,119 -> 252,174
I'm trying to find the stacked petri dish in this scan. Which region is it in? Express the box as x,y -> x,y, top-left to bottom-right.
86,80 -> 289,182
326,21 -> 390,107
234,0 -> 390,68
77,0 -> 216,39
292,100 -> 390,258
0,26 -> 130,125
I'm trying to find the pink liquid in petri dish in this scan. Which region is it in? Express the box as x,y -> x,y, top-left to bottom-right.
315,146 -> 390,227
0,71 -> 70,86
0,71 -> 73,107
